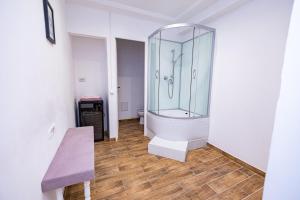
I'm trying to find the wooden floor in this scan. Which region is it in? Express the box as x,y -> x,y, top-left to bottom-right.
65,119 -> 264,200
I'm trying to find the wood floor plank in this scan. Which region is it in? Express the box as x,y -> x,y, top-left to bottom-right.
64,120 -> 265,200
180,162 -> 242,191
208,175 -> 264,200
208,170 -> 249,193
239,167 -> 255,177
243,188 -> 264,200
185,184 -> 216,200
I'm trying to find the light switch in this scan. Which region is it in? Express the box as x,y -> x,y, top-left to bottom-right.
79,78 -> 86,82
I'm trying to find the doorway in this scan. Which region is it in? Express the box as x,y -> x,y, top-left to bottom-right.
71,35 -> 109,136
116,38 -> 145,127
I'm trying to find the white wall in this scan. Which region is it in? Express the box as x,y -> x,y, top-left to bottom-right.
117,39 -> 144,120
66,4 -> 110,38
71,36 -> 108,131
206,0 -> 293,171
66,3 -> 164,138
263,1 -> 299,199
0,1 -> 75,200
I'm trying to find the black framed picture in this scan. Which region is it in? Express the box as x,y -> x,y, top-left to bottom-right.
43,0 -> 56,44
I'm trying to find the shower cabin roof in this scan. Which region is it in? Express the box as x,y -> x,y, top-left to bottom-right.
149,23 -> 215,43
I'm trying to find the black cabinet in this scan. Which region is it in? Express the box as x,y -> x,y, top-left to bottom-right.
78,99 -> 104,141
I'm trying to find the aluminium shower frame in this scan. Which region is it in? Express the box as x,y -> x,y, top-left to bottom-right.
147,23 -> 216,119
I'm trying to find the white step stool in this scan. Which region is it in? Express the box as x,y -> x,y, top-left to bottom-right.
148,136 -> 188,162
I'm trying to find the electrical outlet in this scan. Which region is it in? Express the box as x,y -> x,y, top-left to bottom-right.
48,123 -> 55,135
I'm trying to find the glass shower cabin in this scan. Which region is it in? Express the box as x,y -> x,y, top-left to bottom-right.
147,24 -> 215,162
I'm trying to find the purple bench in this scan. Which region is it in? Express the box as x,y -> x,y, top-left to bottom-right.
41,127 -> 95,200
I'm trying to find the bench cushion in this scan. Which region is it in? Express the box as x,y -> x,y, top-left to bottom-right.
41,127 -> 95,192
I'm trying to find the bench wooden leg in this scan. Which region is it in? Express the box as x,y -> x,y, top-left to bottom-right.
84,181 -> 91,200
55,187 -> 64,200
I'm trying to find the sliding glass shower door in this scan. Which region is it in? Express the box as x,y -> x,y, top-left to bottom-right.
189,32 -> 214,117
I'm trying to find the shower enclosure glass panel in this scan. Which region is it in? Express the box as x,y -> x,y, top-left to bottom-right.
187,32 -> 214,117
159,40 -> 181,110
148,33 -> 160,114
148,24 -> 215,118
180,29 -> 194,115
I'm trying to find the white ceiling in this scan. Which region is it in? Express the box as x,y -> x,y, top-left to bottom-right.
109,0 -> 217,19
67,0 -> 250,23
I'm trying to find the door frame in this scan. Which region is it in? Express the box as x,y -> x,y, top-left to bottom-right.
113,37 -> 148,139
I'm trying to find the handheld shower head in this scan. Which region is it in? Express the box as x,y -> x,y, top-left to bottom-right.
171,49 -> 183,64
174,53 -> 184,63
